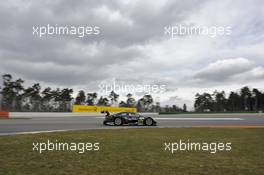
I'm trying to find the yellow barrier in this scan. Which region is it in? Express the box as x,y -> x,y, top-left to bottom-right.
72,105 -> 137,113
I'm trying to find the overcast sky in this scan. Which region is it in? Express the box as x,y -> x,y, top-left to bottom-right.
1,0 -> 264,109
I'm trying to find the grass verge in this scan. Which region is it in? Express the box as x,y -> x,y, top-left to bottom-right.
0,128 -> 263,175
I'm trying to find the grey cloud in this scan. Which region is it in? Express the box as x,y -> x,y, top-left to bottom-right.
193,58 -> 264,84
193,58 -> 255,81
0,0 -> 264,103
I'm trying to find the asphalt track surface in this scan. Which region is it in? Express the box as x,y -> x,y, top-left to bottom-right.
1,113 -> 264,135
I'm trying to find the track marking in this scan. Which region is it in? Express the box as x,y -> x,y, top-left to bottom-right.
193,125 -> 264,128
154,118 -> 243,121
96,117 -> 243,121
0,129 -> 71,136
0,126 -> 158,136
2,124 -> 263,136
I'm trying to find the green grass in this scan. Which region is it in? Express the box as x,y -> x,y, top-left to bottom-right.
0,128 -> 263,175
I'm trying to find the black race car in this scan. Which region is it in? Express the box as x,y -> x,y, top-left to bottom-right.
102,111 -> 157,126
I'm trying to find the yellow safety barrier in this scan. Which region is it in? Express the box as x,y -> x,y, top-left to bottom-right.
72,105 -> 137,113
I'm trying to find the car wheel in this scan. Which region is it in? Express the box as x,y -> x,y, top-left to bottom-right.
114,117 -> 123,126
144,117 -> 154,126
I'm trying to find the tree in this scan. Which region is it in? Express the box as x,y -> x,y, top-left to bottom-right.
109,91 -> 119,106
155,101 -> 161,112
240,86 -> 252,111
119,101 -> 127,107
59,88 -> 73,111
126,93 -> 136,107
252,88 -> 261,111
22,83 -> 42,111
195,87 -> 264,112
183,104 -> 187,112
144,95 -> 154,109
25,83 -> 41,101
60,88 -> 73,101
227,91 -> 241,111
137,95 -> 154,112
136,98 -> 145,112
194,93 -> 214,112
172,105 -> 177,112
42,87 -> 53,101
97,96 -> 109,106
41,87 -> 53,111
213,91 -> 227,112
87,93 -> 97,105
75,90 -> 86,105
1,74 -> 24,111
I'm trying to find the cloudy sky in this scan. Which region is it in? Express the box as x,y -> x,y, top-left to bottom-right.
1,0 -> 264,109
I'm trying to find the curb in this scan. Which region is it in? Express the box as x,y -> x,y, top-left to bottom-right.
0,111 -> 9,118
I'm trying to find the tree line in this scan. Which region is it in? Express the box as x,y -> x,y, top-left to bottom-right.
1,74 -> 181,112
3,74 -> 261,113
0,74 -> 73,112
194,87 -> 264,112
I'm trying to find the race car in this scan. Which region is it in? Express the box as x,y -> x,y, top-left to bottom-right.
102,111 -> 157,126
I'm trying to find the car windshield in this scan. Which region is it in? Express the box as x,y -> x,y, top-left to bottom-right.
119,112 -> 127,116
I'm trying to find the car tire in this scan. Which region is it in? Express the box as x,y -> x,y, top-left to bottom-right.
144,117 -> 154,126
114,117 -> 123,126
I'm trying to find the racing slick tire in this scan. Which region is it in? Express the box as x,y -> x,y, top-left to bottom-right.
143,117 -> 154,126
114,117 -> 123,126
